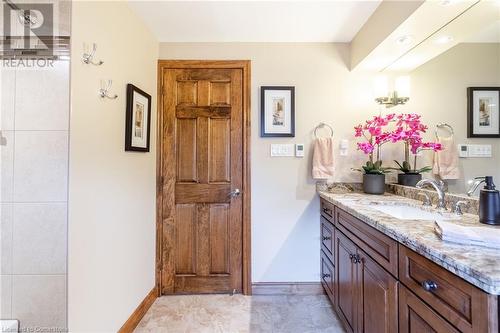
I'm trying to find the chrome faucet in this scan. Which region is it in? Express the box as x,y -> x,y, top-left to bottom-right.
416,179 -> 447,210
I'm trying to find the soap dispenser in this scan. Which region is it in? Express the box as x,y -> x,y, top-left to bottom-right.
468,176 -> 500,225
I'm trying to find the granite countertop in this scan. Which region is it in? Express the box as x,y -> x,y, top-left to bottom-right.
318,190 -> 500,295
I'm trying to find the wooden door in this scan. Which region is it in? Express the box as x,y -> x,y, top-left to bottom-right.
357,249 -> 398,333
399,286 -> 459,333
335,231 -> 358,333
160,64 -> 246,294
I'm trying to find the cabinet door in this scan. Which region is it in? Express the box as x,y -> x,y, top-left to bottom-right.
335,231 -> 358,333
399,285 -> 460,333
321,250 -> 335,303
357,249 -> 398,333
321,217 -> 334,263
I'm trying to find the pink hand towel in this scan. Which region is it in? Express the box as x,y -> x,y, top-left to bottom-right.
433,136 -> 460,180
312,137 -> 334,179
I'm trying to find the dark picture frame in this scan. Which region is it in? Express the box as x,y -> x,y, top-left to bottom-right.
467,87 -> 500,138
125,84 -> 152,151
260,86 -> 295,137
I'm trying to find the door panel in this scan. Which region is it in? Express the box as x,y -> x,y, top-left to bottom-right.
399,286 -> 459,333
209,119 -> 231,183
176,119 -> 197,182
209,204 -> 230,274
161,67 -> 243,294
335,231 -> 358,333
358,249 -> 398,333
175,204 -> 196,275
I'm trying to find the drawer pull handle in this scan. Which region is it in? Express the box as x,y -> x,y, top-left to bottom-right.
322,236 -> 331,241
322,273 -> 331,279
421,280 -> 438,292
349,254 -> 361,264
323,208 -> 332,215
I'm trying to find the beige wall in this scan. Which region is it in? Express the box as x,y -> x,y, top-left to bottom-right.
159,43 -> 390,282
69,2 -> 158,331
402,43 -> 500,194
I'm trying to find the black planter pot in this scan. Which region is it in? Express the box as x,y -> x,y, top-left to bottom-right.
363,174 -> 386,194
397,173 -> 422,187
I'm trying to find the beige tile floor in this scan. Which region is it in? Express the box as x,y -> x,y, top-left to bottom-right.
135,294 -> 346,333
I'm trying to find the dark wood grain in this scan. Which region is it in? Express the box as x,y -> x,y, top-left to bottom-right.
335,230 -> 358,333
357,249 -> 398,333
399,245 -> 499,333
321,250 -> 335,303
336,208 -> 398,277
399,285 -> 460,333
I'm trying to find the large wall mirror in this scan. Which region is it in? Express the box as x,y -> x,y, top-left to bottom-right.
379,0 -> 500,196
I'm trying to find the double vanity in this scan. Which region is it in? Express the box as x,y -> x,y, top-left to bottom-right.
318,186 -> 499,333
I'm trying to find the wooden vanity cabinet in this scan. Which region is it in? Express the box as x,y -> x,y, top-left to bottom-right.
319,198 -> 499,333
334,224 -> 398,333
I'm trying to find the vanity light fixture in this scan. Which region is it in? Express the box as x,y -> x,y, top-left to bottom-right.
374,75 -> 410,108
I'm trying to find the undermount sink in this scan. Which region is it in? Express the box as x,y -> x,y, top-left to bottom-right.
371,204 -> 452,221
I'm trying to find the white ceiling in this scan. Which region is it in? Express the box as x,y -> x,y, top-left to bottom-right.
128,1 -> 381,42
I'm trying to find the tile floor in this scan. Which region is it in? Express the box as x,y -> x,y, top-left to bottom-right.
135,294 -> 346,333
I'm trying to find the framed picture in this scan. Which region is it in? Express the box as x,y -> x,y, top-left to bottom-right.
125,84 -> 152,151
260,86 -> 295,137
467,87 -> 500,138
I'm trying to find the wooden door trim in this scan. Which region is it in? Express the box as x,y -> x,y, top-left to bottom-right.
155,60 -> 252,295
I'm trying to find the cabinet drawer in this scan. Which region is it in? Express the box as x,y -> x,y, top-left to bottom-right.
321,217 -> 334,263
320,198 -> 335,223
336,208 -> 398,277
399,285 -> 459,333
321,250 -> 335,303
399,245 -> 497,333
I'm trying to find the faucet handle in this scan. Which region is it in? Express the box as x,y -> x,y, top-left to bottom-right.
453,200 -> 469,215
417,192 -> 432,207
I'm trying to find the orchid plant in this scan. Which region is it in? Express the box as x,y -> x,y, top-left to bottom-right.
353,114 -> 396,175
353,113 -> 442,176
391,114 -> 442,174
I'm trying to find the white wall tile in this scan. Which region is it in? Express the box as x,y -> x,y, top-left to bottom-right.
0,275 -> 12,318
13,131 -> 68,202
1,131 -> 14,203
14,62 -> 69,131
12,203 -> 67,274
1,204 -> 13,274
1,67 -> 15,131
12,275 -> 66,330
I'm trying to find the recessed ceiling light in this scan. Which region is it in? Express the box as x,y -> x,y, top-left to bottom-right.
434,35 -> 454,44
396,35 -> 414,45
439,0 -> 459,6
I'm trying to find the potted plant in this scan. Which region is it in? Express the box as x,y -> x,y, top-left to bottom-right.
353,114 -> 394,194
391,114 -> 442,186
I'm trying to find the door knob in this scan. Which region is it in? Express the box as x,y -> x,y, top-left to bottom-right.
229,188 -> 241,198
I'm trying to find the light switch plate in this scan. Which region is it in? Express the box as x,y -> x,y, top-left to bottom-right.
468,144 -> 492,158
270,144 -> 295,157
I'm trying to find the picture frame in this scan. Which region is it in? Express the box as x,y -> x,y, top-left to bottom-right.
125,84 -> 152,151
467,87 -> 500,138
260,86 -> 295,137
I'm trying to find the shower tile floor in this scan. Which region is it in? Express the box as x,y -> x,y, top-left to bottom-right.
135,294 -> 346,333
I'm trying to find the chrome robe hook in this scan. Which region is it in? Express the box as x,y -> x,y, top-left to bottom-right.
83,43 -> 104,66
99,80 -> 118,99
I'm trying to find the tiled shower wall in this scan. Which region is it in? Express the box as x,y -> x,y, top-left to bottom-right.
1,61 -> 69,330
